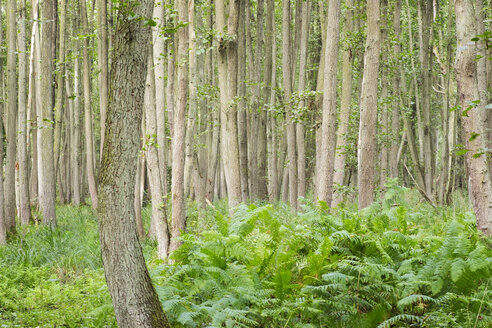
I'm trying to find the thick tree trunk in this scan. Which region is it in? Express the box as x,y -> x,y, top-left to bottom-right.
357,0 -> 381,209
455,0 -> 492,236
170,0 -> 189,252
316,0 -> 341,207
97,0 -> 171,324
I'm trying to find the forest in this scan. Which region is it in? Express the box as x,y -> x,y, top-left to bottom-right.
0,0 -> 492,326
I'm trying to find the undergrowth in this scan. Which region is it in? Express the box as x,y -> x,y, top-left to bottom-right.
0,185 -> 491,327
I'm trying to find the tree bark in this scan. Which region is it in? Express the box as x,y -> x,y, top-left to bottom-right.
37,0 -> 56,226
357,0 -> 381,209
17,0 -> 31,225
5,0 -> 17,231
389,0 -> 402,180
81,0 -> 98,209
455,0 -> 492,236
144,51 -> 170,258
332,0 -> 354,206
296,0 -> 310,199
316,0 -> 342,207
97,0 -> 171,323
282,0 -> 298,209
170,0 -> 189,252
98,0 -> 109,164
215,0 -> 242,208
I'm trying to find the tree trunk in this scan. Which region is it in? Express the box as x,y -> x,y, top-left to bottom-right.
98,0 -> 109,163
237,0 -> 249,202
316,0 -> 342,207
296,0 -> 310,199
17,0 -> 31,225
332,0 -> 354,206
5,0 -> 17,231
170,0 -> 189,252
144,51 -> 170,258
0,0 -> 5,244
97,0 -> 171,323
419,0 -> 434,198
455,0 -> 492,236
357,0 -> 381,209
216,0 -> 242,208
389,0 -> 402,180
152,0 -> 168,195
37,0 -> 56,226
282,0 -> 298,209
81,0 -> 98,209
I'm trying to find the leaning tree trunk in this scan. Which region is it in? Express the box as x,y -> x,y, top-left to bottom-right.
357,0 -> 381,209
96,0 -> 171,324
455,0 -> 492,236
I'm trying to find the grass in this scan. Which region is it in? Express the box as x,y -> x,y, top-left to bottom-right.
0,186 -> 491,327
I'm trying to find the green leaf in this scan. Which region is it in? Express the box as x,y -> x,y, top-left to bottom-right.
450,258 -> 465,282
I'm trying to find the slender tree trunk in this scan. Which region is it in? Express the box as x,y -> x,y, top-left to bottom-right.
152,0 -> 168,195
17,0 -> 31,225
0,0 -> 5,244
296,0 -> 310,199
183,0 -> 197,198
144,51 -> 170,258
216,0 -> 242,208
389,0 -> 402,179
282,0 -> 298,209
98,0 -> 108,163
357,0 -> 381,209
97,0 -> 171,323
134,153 -> 144,239
81,0 -> 98,209
170,0 -> 189,252
37,0 -> 56,226
332,0 -> 354,206
455,0 -> 492,236
5,0 -> 17,231
316,0 -> 341,207
53,0 -> 66,181
237,0 -> 248,202
28,7 -> 38,205
420,0 -> 434,198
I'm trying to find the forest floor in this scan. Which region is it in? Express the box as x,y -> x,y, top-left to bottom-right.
1,186 -> 491,327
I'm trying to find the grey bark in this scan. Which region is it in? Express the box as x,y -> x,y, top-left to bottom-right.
96,0 -> 171,323
357,0 -> 381,209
